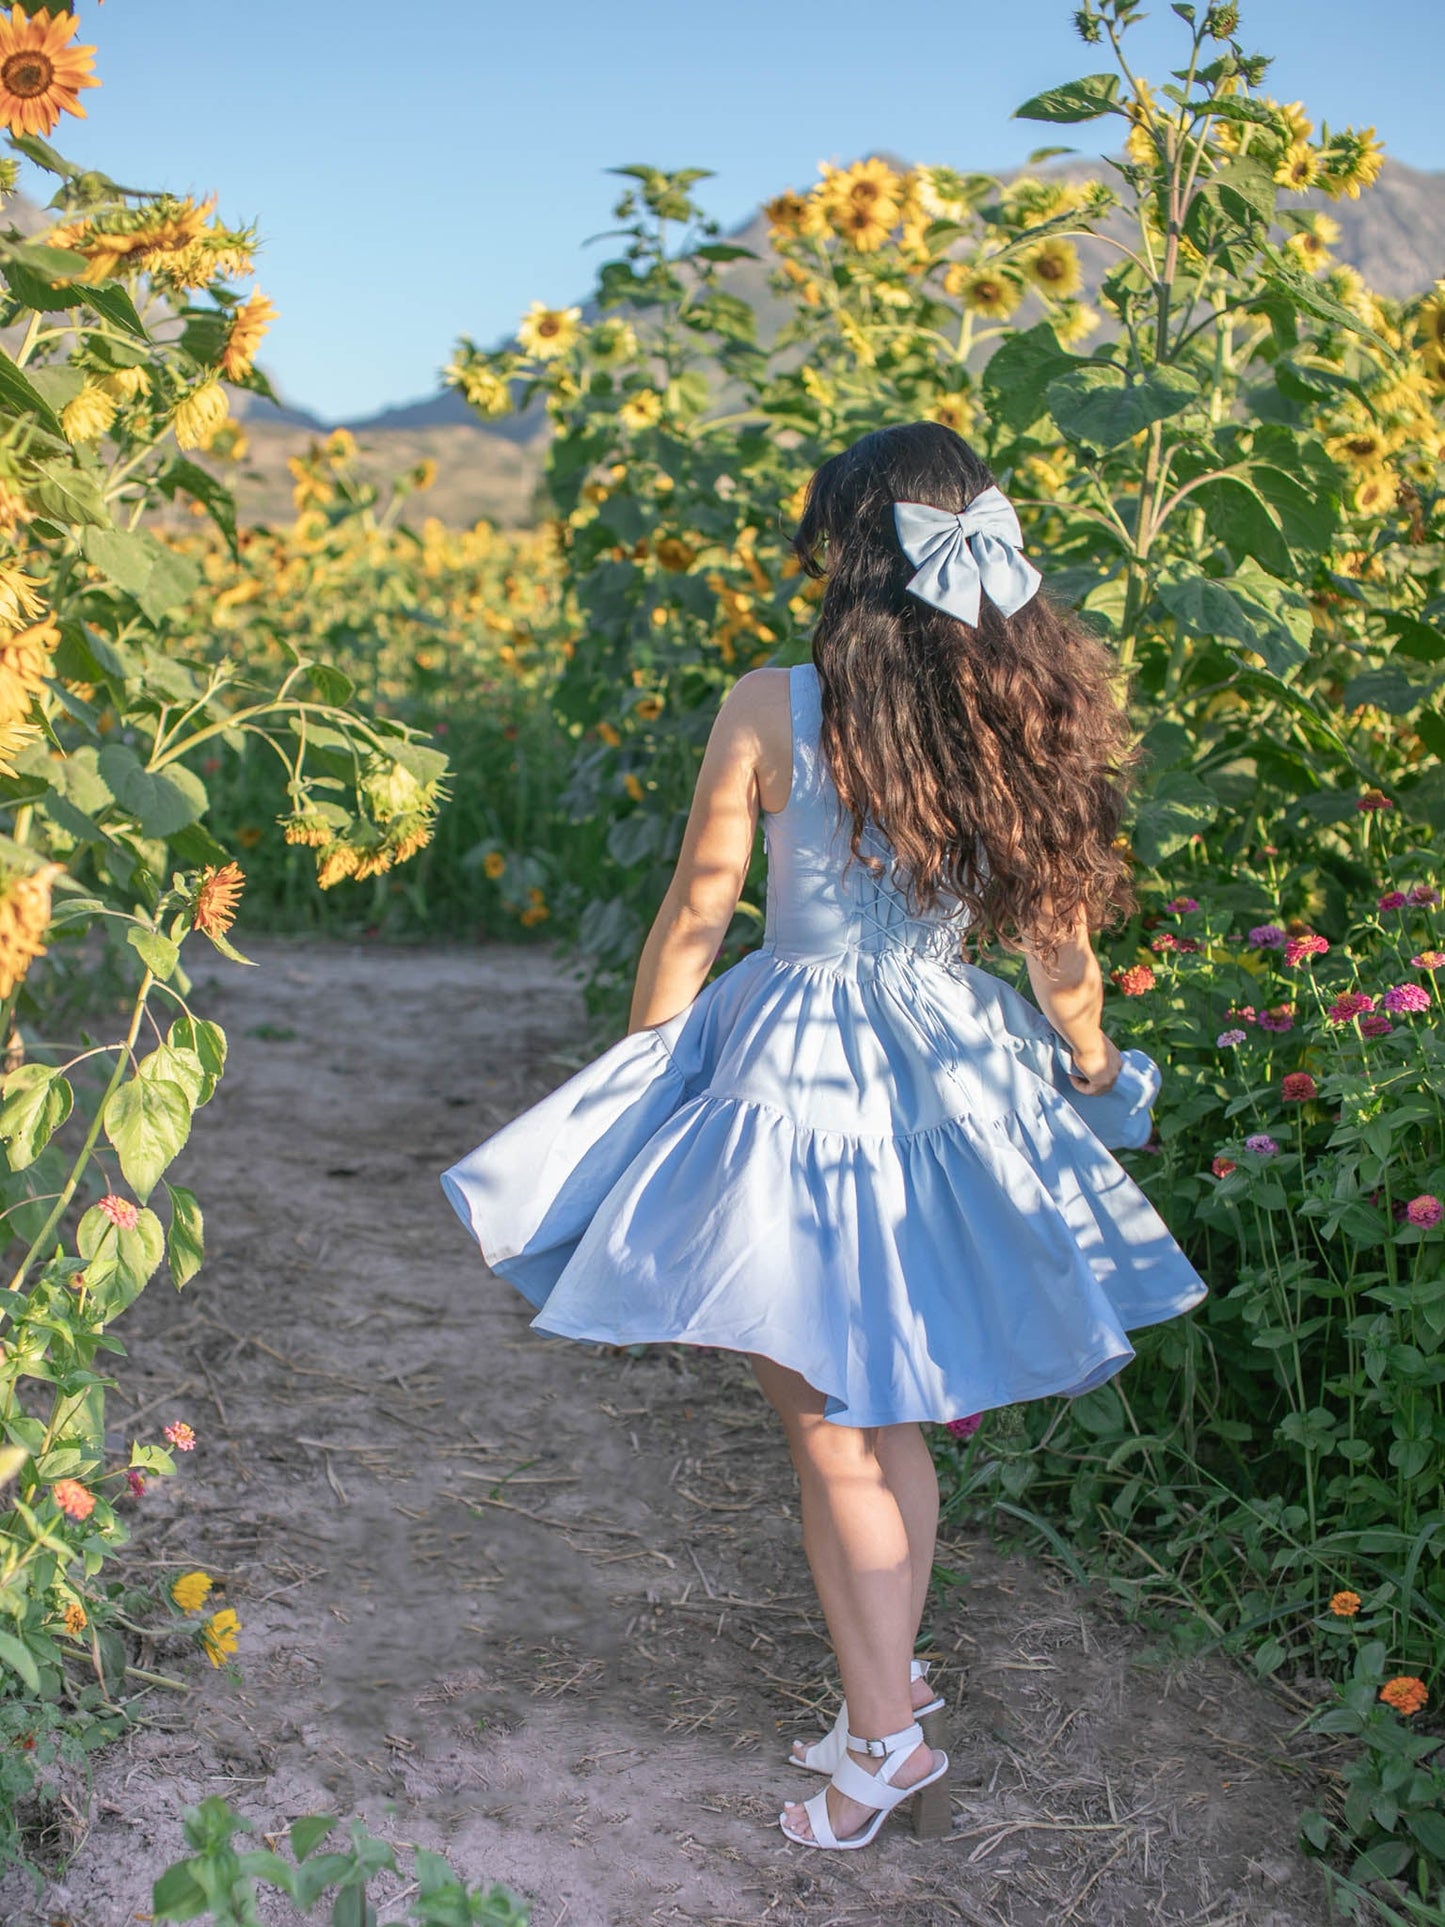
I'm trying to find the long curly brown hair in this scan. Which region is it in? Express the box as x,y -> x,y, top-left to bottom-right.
792,422 -> 1140,969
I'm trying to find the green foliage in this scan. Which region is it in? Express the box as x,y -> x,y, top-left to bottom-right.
151,1795 -> 531,1927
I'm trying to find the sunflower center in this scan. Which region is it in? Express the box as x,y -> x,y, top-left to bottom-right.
1037,256 -> 1065,283
2,51 -> 54,99
538,315 -> 561,338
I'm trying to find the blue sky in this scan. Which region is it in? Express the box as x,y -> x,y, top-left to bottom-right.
39,0 -> 1442,422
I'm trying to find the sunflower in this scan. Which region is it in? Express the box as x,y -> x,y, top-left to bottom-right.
1416,286 -> 1445,379
192,861 -> 245,939
170,1570 -> 214,1614
0,477 -> 29,531
1320,126 -> 1386,200
1025,238 -> 1083,299
1353,468 -> 1397,518
928,397 -> 975,436
219,288 -> 277,383
820,158 -> 902,226
945,263 -> 1023,319
200,1607 -> 241,1667
830,198 -> 895,253
172,380 -> 229,452
60,383 -> 115,445
517,301 -> 581,361
619,388 -> 664,432
1284,212 -> 1339,272
1274,142 -> 1320,192
0,6 -> 97,138
764,189 -> 811,239
1326,424 -> 1393,468
1272,98 -> 1314,144
0,562 -> 45,633
913,165 -> 974,221
1052,299 -> 1101,346
0,860 -> 61,1000
588,319 -> 638,368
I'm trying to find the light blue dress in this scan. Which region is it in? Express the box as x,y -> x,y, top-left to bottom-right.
441,663 -> 1207,1426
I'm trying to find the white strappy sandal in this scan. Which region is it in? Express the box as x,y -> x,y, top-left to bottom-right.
778,1717 -> 951,1849
789,1657 -> 946,1773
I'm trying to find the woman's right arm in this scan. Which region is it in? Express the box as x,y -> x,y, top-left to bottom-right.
1022,902 -> 1122,1095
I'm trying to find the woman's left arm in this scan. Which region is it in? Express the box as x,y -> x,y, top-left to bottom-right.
627,675 -> 772,1034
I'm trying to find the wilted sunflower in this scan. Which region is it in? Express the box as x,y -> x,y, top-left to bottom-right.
0,561 -> 45,632
173,380 -> 229,452
764,189 -> 811,239
517,301 -> 581,361
0,860 -> 62,999
192,861 -> 244,939
282,810 -> 331,849
1025,238 -> 1083,299
1274,142 -> 1320,191
219,288 -> 277,383
200,1607 -> 241,1667
316,842 -> 362,889
945,263 -> 1023,319
0,5 -> 97,138
61,382 -> 115,445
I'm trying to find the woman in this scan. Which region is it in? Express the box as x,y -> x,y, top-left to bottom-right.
442,422 -> 1207,1852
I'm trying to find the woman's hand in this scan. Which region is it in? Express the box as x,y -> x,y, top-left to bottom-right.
1066,1033 -> 1123,1095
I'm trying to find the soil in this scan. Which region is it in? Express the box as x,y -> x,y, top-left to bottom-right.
0,939 -> 1341,1927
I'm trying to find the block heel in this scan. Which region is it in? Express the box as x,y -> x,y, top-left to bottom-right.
910,1757 -> 953,1839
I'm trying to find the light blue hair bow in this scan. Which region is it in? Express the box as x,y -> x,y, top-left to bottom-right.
893,487 -> 1042,626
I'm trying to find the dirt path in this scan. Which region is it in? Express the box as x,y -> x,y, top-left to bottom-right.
3,940 -> 1338,1927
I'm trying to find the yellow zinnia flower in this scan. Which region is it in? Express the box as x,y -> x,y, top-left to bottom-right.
219,288 -> 277,383
1025,238 -> 1083,300
200,1606 -> 240,1666
619,389 -> 664,432
170,1570 -> 214,1613
1274,142 -> 1320,192
0,4 -> 98,138
517,301 -> 581,361
61,383 -> 115,445
945,263 -> 1023,319
172,380 -> 229,452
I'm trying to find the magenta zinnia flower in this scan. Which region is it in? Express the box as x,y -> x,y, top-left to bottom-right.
1407,884 -> 1440,907
1227,1004 -> 1257,1025
1382,983 -> 1431,1014
1281,1072 -> 1317,1102
1150,932 -> 1178,953
1405,1195 -> 1443,1228
1165,896 -> 1199,913
1258,1005 -> 1296,1033
1284,933 -> 1330,966
1248,924 -> 1286,949
946,1414 -> 982,1440
1378,891 -> 1408,912
1326,992 -> 1375,1025
1360,1013 -> 1393,1037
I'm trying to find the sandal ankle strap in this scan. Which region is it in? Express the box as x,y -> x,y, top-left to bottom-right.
844,1718 -> 924,1759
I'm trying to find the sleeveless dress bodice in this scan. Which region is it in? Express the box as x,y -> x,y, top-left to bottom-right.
441,662 -> 1206,1428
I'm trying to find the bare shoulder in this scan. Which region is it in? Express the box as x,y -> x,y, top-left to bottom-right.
716,667 -> 793,813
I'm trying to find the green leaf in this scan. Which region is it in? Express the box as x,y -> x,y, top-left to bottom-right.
1253,248 -> 1399,358
97,744 -> 208,839
1131,771 -> 1220,865
77,1203 -> 166,1315
1406,1808 -> 1445,1859
84,280 -> 148,340
1383,612 -> 1445,664
1344,666 -> 1443,715
1014,74 -> 1122,123
0,346 -> 65,437
139,545 -> 202,623
29,460 -> 112,530
151,1861 -> 211,1923
164,1182 -> 204,1289
157,459 -> 238,558
1046,363 -> 1200,450
0,1628 -> 41,1692
168,1015 -> 227,1099
1157,561 -> 1312,676
127,926 -> 181,981
103,1074 -> 192,1201
0,1064 -> 73,1172
303,661 -> 355,706
290,1813 -> 339,1862
82,526 -> 156,596
982,322 -> 1078,436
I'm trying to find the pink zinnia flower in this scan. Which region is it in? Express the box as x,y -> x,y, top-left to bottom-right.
1245,1134 -> 1279,1157
1356,791 -> 1394,813
1326,992 -> 1375,1025
1411,951 -> 1445,971
1405,1194 -> 1443,1228
1227,1004 -> 1257,1024
164,1421 -> 197,1452
52,1479 -> 95,1522
1248,924 -> 1286,949
1113,964 -> 1155,997
125,1471 -> 146,1500
946,1414 -> 982,1441
1407,885 -> 1440,907
1211,1156 -> 1237,1178
97,1194 -> 138,1231
1165,896 -> 1200,913
1175,936 -> 1203,954
1258,1005 -> 1296,1033
1150,932 -> 1177,953
1281,1072 -> 1317,1102
1378,891 -> 1408,912
1360,1013 -> 1393,1037
1217,1029 -> 1247,1048
1284,934 -> 1330,966
1383,983 -> 1431,1014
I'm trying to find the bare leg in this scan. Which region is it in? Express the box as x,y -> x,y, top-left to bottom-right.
750,1355 -> 938,1843
874,1419 -> 939,1640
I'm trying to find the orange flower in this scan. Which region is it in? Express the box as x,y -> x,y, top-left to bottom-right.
0,5 -> 98,139
193,861 -> 244,938
62,1601 -> 87,1636
52,1478 -> 94,1522
1329,1590 -> 1361,1617
1113,963 -> 1157,997
164,1420 -> 197,1452
1379,1676 -> 1428,1717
